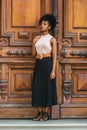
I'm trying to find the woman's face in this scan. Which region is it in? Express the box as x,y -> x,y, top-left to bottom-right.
39,20 -> 51,32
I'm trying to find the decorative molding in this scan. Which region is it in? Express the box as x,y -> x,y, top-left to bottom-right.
0,79 -> 8,99
1,0 -> 44,46
18,32 -> 29,38
63,0 -> 87,46
11,0 -> 41,27
0,38 -> 8,49
80,33 -> 87,40
61,39 -> 72,57
63,80 -> 72,99
63,32 -> 78,46
7,49 -> 32,57
62,39 -> 72,49
70,50 -> 87,57
14,73 -> 32,91
52,0 -> 59,40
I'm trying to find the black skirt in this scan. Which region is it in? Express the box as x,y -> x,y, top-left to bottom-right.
32,57 -> 57,107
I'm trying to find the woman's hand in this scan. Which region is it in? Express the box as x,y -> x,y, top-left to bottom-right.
50,71 -> 56,80
50,37 -> 57,80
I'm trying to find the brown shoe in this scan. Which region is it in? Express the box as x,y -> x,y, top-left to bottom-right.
33,112 -> 42,121
39,112 -> 49,121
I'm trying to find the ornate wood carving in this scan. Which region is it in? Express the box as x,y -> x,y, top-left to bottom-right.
7,49 -> 32,57
80,33 -> 87,40
63,80 -> 72,99
18,32 -> 29,38
0,79 -> 8,99
70,50 -> 87,57
0,38 -> 8,49
61,39 -> 72,57
0,0 -> 55,119
62,39 -> 72,49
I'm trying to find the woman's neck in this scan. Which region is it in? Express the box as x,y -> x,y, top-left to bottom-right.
41,31 -> 49,36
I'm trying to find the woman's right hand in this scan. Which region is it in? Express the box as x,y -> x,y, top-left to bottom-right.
50,71 -> 56,80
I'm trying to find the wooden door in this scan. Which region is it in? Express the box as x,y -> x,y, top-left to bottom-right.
58,0 -> 87,118
0,0 -> 59,118
1,0 -> 87,119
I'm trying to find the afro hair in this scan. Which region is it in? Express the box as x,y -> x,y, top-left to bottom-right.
39,14 -> 56,30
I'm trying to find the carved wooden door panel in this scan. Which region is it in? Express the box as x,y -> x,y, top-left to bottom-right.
59,0 -> 87,118
0,0 -> 58,118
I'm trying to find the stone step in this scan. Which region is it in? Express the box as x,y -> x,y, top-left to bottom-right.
0,119 -> 87,130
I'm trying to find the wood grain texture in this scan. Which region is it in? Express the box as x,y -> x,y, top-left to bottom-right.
0,0 -> 59,118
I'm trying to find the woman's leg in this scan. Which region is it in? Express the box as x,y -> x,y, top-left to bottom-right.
40,107 -> 49,121
42,107 -> 49,112
33,107 -> 43,121
38,107 -> 43,112
45,107 -> 49,113
42,107 -> 49,113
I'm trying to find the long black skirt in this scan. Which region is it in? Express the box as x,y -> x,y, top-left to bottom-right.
32,57 -> 57,107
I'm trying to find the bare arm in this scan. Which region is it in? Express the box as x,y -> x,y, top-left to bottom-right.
50,37 -> 57,79
32,35 -> 40,57
32,38 -> 37,57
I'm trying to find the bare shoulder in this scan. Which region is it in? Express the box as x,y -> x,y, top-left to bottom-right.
33,35 -> 41,43
50,37 -> 56,44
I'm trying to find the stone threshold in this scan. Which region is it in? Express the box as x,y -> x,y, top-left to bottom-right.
0,119 -> 87,130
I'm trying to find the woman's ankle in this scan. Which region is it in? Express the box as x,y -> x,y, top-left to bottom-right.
39,112 -> 49,121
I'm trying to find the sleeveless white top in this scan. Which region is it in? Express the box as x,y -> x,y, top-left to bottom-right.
35,34 -> 53,55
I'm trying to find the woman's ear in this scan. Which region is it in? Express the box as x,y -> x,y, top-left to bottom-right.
48,26 -> 51,30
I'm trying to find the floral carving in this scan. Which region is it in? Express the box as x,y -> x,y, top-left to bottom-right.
62,39 -> 72,49
0,38 -> 8,49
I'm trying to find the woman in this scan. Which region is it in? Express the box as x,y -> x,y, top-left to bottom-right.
32,14 -> 57,121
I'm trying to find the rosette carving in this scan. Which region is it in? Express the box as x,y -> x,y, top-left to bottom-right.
0,38 -> 8,49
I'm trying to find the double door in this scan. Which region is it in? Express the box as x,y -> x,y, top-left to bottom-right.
0,0 -> 87,118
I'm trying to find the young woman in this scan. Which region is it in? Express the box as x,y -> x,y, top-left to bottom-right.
32,14 -> 57,121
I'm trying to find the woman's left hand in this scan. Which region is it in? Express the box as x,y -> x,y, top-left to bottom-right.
50,71 -> 56,80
